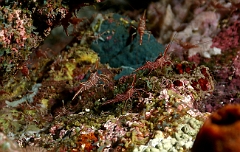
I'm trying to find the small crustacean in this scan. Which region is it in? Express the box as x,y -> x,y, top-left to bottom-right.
72,70 -> 111,100
72,72 -> 100,100
210,0 -> 230,10
132,10 -> 151,45
135,33 -> 176,72
174,38 -> 213,51
102,74 -> 137,105
210,0 -> 240,16
89,31 -> 106,44
174,39 -> 199,50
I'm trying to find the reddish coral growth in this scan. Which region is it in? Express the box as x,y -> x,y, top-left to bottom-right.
191,80 -> 199,91
194,48 -> 240,113
198,78 -> 209,91
185,65 -> 192,74
173,80 -> 183,86
191,77 -> 213,92
211,21 -> 240,51
74,133 -> 98,152
200,67 -> 209,77
175,63 -> 184,74
192,104 -> 240,152
172,61 -> 213,92
174,62 -> 196,74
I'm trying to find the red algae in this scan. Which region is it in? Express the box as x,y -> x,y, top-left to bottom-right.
212,21 -> 240,52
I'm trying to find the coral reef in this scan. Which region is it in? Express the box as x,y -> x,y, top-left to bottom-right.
194,48 -> 240,113
0,131 -> 47,152
0,0 -> 239,151
0,5 -> 42,76
212,20 -> 240,52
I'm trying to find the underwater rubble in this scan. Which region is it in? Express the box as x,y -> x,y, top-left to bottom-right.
0,0 -> 239,152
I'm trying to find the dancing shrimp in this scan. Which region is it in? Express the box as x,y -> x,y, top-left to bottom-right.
132,10 -> 151,45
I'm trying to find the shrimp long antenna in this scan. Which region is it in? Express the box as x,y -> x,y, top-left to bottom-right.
163,33 -> 177,57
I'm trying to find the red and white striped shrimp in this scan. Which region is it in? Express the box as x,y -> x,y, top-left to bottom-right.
132,10 -> 151,45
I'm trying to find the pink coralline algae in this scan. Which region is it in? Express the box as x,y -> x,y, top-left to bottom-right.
194,47 -> 240,113
0,7 -> 41,51
212,21 -> 240,51
233,50 -> 240,77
